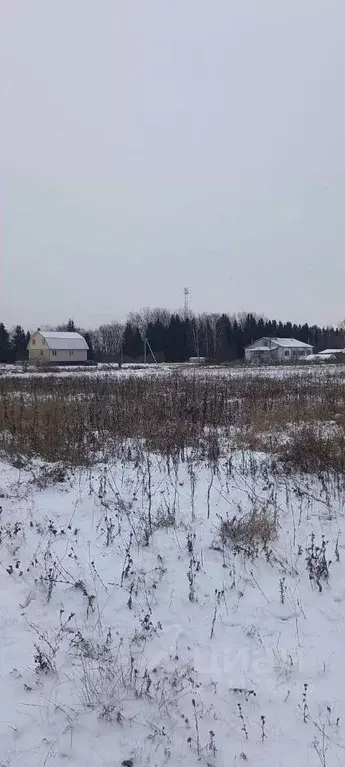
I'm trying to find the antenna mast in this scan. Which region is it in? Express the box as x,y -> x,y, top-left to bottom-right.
183,287 -> 190,319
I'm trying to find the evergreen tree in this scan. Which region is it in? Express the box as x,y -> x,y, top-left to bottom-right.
83,332 -> 93,360
56,319 -> 77,332
122,323 -> 143,359
0,323 -> 11,363
215,315 -> 233,361
204,319 -> 214,359
11,325 -> 27,361
164,315 -> 188,361
146,320 -> 166,361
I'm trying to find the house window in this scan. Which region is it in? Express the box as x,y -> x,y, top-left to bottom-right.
40,351 -> 44,356
52,350 -> 57,357
69,350 -> 74,357
284,350 -> 290,357
32,339 -> 36,345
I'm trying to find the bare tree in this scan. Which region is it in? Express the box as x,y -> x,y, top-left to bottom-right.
87,323 -> 124,362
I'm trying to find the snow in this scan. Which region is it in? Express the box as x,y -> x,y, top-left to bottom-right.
35,332 -> 89,350
1,450 -> 345,766
305,354 -> 332,362
247,338 -> 313,351
245,346 -> 272,352
264,338 -> 313,349
2,361 -> 345,382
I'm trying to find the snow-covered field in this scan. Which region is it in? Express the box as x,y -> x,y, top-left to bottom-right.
2,361 -> 345,381
1,444 -> 345,766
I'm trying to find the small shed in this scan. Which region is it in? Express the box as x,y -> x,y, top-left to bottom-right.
189,356 -> 207,364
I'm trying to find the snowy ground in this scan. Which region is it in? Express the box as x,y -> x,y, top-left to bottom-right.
2,361 -> 345,381
1,450 -> 345,766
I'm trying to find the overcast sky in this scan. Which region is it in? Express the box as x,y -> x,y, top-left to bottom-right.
2,0 -> 345,330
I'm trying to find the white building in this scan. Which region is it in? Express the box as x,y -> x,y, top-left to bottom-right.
318,348 -> 345,357
305,348 -> 345,362
245,337 -> 313,364
27,330 -> 89,364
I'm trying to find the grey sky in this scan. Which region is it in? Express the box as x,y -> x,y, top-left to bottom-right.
2,0 -> 345,330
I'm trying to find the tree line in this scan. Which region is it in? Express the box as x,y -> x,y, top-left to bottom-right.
0,324 -> 30,363
1,311 -> 345,364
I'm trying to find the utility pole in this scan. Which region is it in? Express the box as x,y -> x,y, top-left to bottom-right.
146,337 -> 157,363
143,337 -> 157,364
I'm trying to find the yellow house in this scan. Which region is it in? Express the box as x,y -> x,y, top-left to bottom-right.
27,329 -> 89,364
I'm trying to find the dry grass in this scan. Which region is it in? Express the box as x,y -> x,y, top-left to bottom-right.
0,370 -> 345,466
220,508 -> 277,554
279,427 -> 345,474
